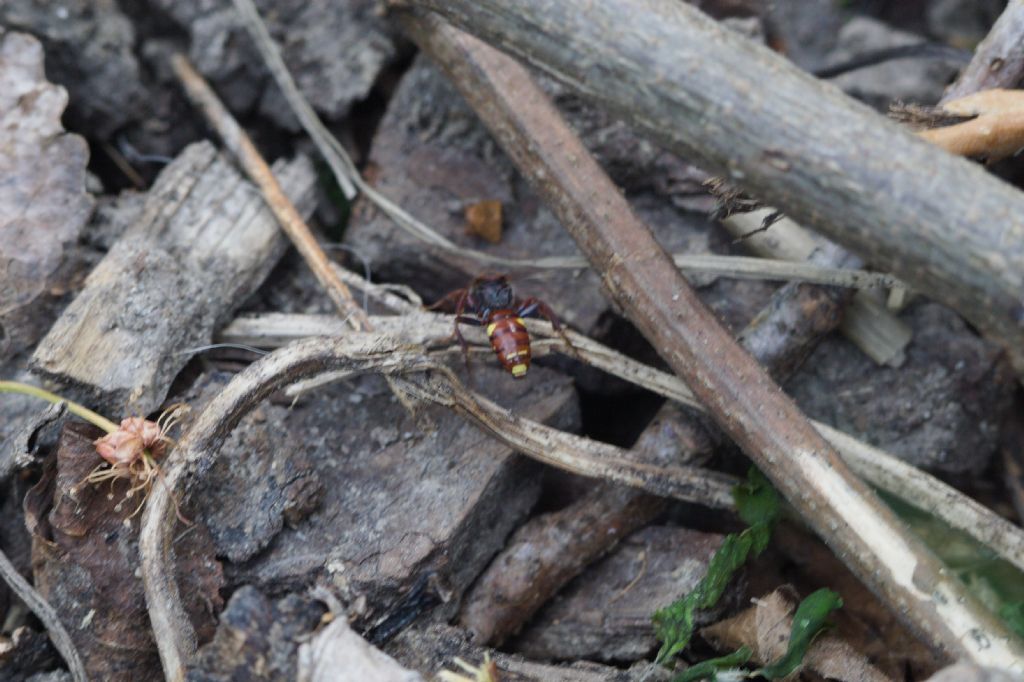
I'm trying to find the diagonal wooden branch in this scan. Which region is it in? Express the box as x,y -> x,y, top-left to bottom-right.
394,9 -> 1024,666
942,0 -> 1024,102
0,547 -> 87,682
407,0 -> 1024,377
170,54 -> 370,331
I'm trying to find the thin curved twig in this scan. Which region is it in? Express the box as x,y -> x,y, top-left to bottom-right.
139,335 -> 736,680
219,310 -> 1024,576
0,547 -> 87,682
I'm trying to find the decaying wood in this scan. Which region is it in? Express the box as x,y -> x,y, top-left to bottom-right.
942,0 -> 1024,103
512,526 -> 725,662
389,622 -> 672,681
458,421 -> 697,646
171,55 -> 369,331
29,142 -> 317,415
409,0 -> 1024,378
193,363 -> 575,626
392,10 -> 1024,666
721,211 -> 912,367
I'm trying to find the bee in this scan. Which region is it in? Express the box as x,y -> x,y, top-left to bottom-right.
431,274 -> 567,378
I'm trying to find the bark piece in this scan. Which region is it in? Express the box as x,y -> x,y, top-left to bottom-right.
344,56 -> 716,332
389,623 -> 671,681
0,30 -> 94,356
30,141 -> 317,415
150,0 -> 398,127
24,422 -> 224,682
0,1 -> 145,138
188,586 -> 325,682
787,303 -> 1015,475
211,365 -> 578,623
510,526 -> 723,662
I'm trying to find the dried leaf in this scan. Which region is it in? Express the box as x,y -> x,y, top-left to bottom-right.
917,88 -> 1024,161
0,30 -> 93,353
758,588 -> 842,678
464,199 -> 503,244
701,589 -> 890,682
28,422 -> 223,681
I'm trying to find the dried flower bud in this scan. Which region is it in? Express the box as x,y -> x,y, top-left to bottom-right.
93,417 -> 167,466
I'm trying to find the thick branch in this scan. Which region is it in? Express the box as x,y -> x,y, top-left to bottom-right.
942,0 -> 1024,102
409,0 -> 1024,376
395,9 -> 1024,667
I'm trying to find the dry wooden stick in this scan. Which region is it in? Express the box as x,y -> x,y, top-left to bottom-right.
942,0 -> 1024,103
227,0 -> 903,294
395,10 -> 1024,666
410,0 -> 1024,378
219,310 -> 1024,576
0,547 -> 87,682
920,89 -> 1024,161
459,251 -> 847,644
138,335 -> 739,680
170,54 -> 369,331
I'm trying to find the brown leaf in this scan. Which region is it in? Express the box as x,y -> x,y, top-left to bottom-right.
464,199 -> 503,244
26,422 -> 223,681
0,30 -> 94,354
700,588 -> 891,682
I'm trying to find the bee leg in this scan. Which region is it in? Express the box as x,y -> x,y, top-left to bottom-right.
518,297 -> 576,356
427,287 -> 469,312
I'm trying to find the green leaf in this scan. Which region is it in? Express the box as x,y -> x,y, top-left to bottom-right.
653,468 -> 782,663
758,588 -> 843,679
1000,601 -> 1024,638
734,468 -> 780,530
674,646 -> 752,682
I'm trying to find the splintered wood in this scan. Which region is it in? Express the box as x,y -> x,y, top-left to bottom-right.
30,142 -> 317,414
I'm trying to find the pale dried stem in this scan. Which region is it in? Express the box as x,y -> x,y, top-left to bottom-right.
227,0 -> 901,292
138,336 -> 736,680
942,0 -> 1024,102
170,54 -> 369,331
220,310 -> 1024,576
0,548 -> 87,682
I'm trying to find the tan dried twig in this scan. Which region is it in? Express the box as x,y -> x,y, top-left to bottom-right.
219,310 -> 1024,577
138,335 -> 737,679
0,548 -> 87,682
918,89 -> 1024,161
227,0 -> 902,293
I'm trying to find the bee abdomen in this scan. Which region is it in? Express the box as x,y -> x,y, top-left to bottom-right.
486,310 -> 531,378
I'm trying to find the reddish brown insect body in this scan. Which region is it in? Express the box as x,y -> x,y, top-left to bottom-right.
430,274 -> 567,379
485,310 -> 531,378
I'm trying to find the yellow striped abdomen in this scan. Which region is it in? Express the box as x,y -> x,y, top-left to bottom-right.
486,310 -> 531,378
